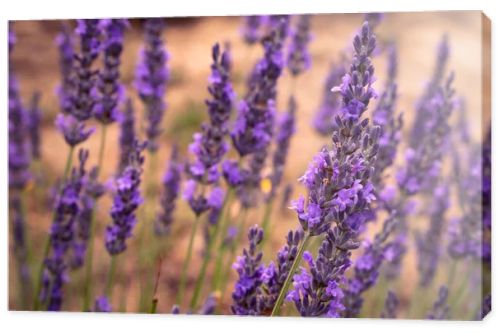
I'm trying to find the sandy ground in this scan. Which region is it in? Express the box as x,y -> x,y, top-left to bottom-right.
9,11 -> 489,316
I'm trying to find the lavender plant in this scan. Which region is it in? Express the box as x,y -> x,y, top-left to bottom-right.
40,149 -> 89,310
177,42 -> 235,307
118,98 -> 137,173
287,15 -> 312,77
154,145 -> 182,236
268,21 -> 379,316
135,18 -> 169,152
381,290 -> 399,318
241,16 -> 267,45
27,92 -> 42,160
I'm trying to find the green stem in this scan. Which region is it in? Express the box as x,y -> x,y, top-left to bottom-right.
150,299 -> 158,314
32,146 -> 74,310
190,222 -> 220,310
105,255 -> 118,300
82,124 -> 107,311
271,233 -> 311,316
211,189 -> 235,291
260,199 -> 274,247
176,214 -> 202,306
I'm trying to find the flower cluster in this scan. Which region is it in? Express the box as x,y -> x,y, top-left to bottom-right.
380,290 -> 399,318
9,37 -> 31,191
155,146 -> 182,236
426,286 -> 449,320
312,62 -> 345,136
184,43 -> 234,216
241,16 -> 267,45
105,141 -> 146,255
135,18 -> 169,152
41,150 -> 89,310
287,15 -> 312,76
71,167 -> 105,268
269,96 -> 296,200
286,21 -> 379,317
55,22 -> 75,115
94,19 -> 128,124
28,92 -> 42,160
231,225 -> 265,315
118,98 -> 137,173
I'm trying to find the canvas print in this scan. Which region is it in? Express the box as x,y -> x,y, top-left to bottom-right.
8,11 -> 491,319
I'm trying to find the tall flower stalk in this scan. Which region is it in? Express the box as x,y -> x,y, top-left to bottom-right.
136,18 -> 169,153
39,150 -> 89,310
82,18 -> 127,311
104,140 -> 146,301
177,43 -> 234,309
263,22 -> 379,316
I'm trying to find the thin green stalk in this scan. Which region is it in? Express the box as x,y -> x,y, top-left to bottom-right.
190,220 -> 220,310
211,189 -> 235,291
82,124 -> 107,311
271,233 -> 311,316
105,255 -> 118,300
176,214 -> 202,306
260,198 -> 274,247
32,146 -> 74,310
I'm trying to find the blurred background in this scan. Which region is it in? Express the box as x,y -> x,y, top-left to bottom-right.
8,11 -> 489,317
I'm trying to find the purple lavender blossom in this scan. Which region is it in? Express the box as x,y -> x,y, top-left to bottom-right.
11,195 -> 32,303
448,145 -> 483,259
416,185 -> 449,287
269,96 -> 296,200
94,296 -> 112,312
155,146 -> 182,236
477,294 -> 491,320
71,19 -> 102,121
381,290 -> 399,318
55,114 -> 94,147
287,15 -> 312,77
409,35 -> 449,148
185,43 -> 234,216
55,22 -> 75,115
231,225 -> 265,315
241,16 -> 267,45
27,91 -> 42,160
41,149 -> 89,310
312,62 -> 345,136
364,13 -> 384,30
482,128 -> 491,264
286,231 -> 353,317
9,45 -> 31,190
258,229 -> 304,313
372,44 -> 402,189
231,16 -> 288,157
426,286 -> 449,320
118,98 -> 136,173
94,19 -> 128,124
135,18 -> 169,152
231,16 -> 289,208
105,141 -> 146,255
287,21 -> 379,317
71,167 -> 105,269
199,293 -> 217,315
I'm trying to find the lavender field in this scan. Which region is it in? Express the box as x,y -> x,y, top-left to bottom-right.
8,12 -> 491,319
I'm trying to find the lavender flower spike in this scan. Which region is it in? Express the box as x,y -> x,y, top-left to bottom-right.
381,290 -> 399,318
155,145 -> 182,236
231,225 -> 265,315
312,62 -> 345,136
136,18 -> 169,152
94,296 -> 112,312
105,141 -> 146,255
55,22 -> 75,115
71,19 -> 102,121
241,16 -> 267,45
287,15 -> 312,77
28,91 -> 42,160
185,43 -> 234,216
118,98 -> 137,173
275,21 -> 379,317
41,149 -> 89,310
94,19 -> 128,124
269,96 -> 296,200
427,286 -> 449,320
9,45 -> 31,190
